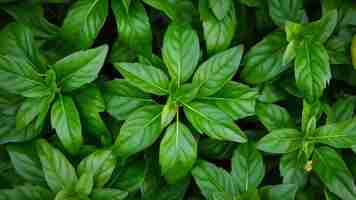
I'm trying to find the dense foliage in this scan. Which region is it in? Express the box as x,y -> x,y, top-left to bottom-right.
0,0 -> 356,199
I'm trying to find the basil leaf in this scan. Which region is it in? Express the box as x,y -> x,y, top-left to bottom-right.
295,40 -> 331,103
53,45 -> 108,92
162,23 -> 200,86
155,178 -> 190,200
61,0 -> 108,51
198,138 -> 236,160
51,95 -> 83,155
159,122 -> 197,183
109,39 -> 136,63
161,99 -> 177,129
259,184 -> 298,200
241,31 -> 289,84
184,101 -> 247,143
236,189 -> 260,200
268,0 -> 304,27
112,0 -> 152,57
6,142 -> 46,185
199,0 -> 237,54
114,63 -> 170,95
326,36 -> 352,65
304,10 -> 338,43
172,83 -> 201,104
75,172 -> 94,195
113,105 -> 163,157
91,188 -> 128,200
257,129 -> 303,154
201,81 -> 258,120
142,0 -> 194,22
193,46 -> 244,97
36,139 -> 77,193
0,184 -> 53,200
256,102 -> 295,131
327,96 -> 356,124
311,118 -> 356,148
192,160 -> 237,200
208,0 -> 232,20
77,150 -> 116,188
0,55 -> 50,98
313,146 -> 356,200
279,152 -> 308,188
101,79 -> 154,121
231,143 -> 265,193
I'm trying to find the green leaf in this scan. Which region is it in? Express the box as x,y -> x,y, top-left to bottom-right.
279,152 -> 308,188
231,143 -> 265,193
0,184 -> 53,200
238,0 -> 262,7
6,142 -> 46,185
75,172 -> 94,195
200,81 -> 258,120
301,100 -> 325,133
109,39 -> 136,63
193,46 -> 244,97
161,99 -> 177,129
162,23 -> 200,86
156,178 -> 190,200
0,55 -> 51,98
268,0 -> 304,27
327,96 -> 355,124
295,40 -> 331,103
304,10 -> 338,43
255,102 -> 295,131
51,95 -> 82,155
257,129 -> 303,154
198,138 -> 236,160
326,36 -> 352,65
184,101 -> 247,143
311,118 -> 356,148
259,184 -> 298,200
199,0 -> 237,54
112,0 -> 152,57
236,189 -> 260,200
113,105 -> 163,157
171,83 -> 201,104
114,63 -> 170,95
101,79 -> 154,121
142,0 -> 194,22
192,160 -> 237,200
159,122 -> 197,183
208,0 -> 232,20
111,159 -> 145,193
60,0 -> 108,51
53,45 -> 109,92
313,146 -> 356,200
36,139 -> 77,193
77,150 -> 116,188
0,22 -> 46,72
241,31 -> 289,84
91,189 -> 128,200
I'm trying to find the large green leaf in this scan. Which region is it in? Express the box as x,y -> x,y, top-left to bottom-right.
200,82 -> 258,120
36,139 -> 78,193
294,40 -> 331,103
113,105 -> 163,157
53,45 -> 108,92
77,150 -> 116,188
192,160 -> 237,200
112,0 -> 152,57
311,117 -> 356,148
60,0 -> 108,51
231,143 -> 265,193
193,46 -> 244,97
51,95 -> 82,155
257,129 -> 303,154
313,147 -> 356,200
101,79 -> 154,121
279,152 -> 308,188
0,184 -> 53,200
114,63 -> 170,95
199,0 -> 237,55
159,122 -> 197,183
184,101 -> 247,143
241,31 -> 289,84
268,0 -> 304,27
6,142 -> 46,185
162,23 -> 200,86
255,102 -> 295,131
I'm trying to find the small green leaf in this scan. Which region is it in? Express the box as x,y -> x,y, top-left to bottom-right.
193,45 -> 244,97
256,102 -> 295,131
279,152 -> 308,188
114,63 -> 170,95
161,99 -> 177,129
257,129 -> 303,154
75,172 -> 94,195
51,95 -> 82,155
231,143 -> 265,193
53,45 -> 109,92
208,0 -> 232,20
184,101 -> 247,143
172,83 -> 201,104
113,105 -> 163,157
36,139 -> 77,193
159,122 -> 197,183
